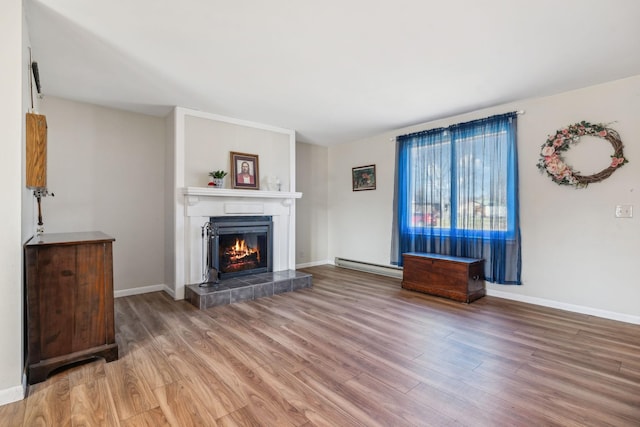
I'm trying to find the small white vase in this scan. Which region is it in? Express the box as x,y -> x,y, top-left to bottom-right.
213,178 -> 225,188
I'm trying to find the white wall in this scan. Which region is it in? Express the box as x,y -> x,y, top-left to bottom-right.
38,96 -> 166,293
0,0 -> 26,405
328,75 -> 640,321
296,142 -> 329,266
328,137 -> 396,266
184,116 -> 291,190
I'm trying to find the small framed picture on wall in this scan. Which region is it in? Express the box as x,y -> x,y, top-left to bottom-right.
231,151 -> 260,190
352,164 -> 376,191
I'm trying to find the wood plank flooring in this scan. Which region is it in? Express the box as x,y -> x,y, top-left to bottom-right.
2,265 -> 640,426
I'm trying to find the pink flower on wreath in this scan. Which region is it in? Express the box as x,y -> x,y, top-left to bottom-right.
599,130 -> 608,137
611,157 -> 625,167
561,129 -> 569,135
545,157 -> 568,176
553,138 -> 564,147
541,146 -> 555,156
555,161 -> 569,174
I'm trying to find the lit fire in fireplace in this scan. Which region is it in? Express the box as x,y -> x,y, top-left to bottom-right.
224,238 -> 261,264
209,216 -> 272,278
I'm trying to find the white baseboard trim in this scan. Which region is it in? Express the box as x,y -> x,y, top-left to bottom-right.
163,286 -> 176,300
114,284 -> 174,299
487,289 -> 640,325
0,383 -> 25,406
296,260 -> 331,269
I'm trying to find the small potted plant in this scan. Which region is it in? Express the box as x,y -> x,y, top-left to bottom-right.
208,170 -> 228,188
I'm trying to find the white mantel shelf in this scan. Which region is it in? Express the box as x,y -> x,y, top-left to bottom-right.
182,187 -> 302,200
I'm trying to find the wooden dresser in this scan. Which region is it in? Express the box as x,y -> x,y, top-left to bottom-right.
401,252 -> 485,303
24,231 -> 118,384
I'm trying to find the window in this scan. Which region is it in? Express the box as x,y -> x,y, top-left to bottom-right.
391,112 -> 521,284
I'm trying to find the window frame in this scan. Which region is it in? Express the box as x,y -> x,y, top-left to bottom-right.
403,128 -> 517,241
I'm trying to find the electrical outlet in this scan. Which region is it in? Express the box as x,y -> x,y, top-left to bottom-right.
615,204 -> 633,218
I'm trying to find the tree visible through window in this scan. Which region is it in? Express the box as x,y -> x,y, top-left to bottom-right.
391,112 -> 521,284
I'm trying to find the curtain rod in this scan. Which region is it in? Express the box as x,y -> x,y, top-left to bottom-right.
390,110 -> 525,141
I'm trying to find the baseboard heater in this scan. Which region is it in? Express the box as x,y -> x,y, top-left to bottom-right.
334,257 -> 403,279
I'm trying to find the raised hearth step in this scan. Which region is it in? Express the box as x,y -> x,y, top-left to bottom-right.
185,270 -> 312,309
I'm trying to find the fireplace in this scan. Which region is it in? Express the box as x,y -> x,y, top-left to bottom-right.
207,216 -> 273,280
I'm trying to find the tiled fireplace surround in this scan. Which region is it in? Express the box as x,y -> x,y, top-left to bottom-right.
179,187 -> 310,309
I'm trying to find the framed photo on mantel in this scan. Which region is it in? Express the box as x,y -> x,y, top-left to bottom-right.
231,151 -> 259,190
352,164 -> 376,191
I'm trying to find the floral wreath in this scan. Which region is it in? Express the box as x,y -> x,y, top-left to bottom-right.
537,121 -> 628,188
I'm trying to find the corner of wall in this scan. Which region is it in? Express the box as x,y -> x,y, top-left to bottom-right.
164,111 -> 176,293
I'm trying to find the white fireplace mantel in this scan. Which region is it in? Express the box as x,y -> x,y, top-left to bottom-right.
183,187 -> 302,205
176,186 -> 302,300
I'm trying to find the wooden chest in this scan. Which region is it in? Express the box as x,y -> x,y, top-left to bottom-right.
401,252 -> 485,303
24,231 -> 119,384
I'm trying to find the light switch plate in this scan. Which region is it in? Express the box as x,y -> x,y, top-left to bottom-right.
615,204 -> 633,218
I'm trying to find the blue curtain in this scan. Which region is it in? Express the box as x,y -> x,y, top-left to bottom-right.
391,112 -> 521,284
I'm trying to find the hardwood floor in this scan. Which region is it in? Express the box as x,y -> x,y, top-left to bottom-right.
2,265 -> 639,426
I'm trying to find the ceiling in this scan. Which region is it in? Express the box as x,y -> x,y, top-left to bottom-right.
25,0 -> 640,146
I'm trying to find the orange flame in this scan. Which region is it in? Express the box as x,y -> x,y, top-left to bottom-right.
226,238 -> 260,263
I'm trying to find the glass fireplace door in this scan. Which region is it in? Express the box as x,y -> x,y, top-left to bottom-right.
209,216 -> 273,279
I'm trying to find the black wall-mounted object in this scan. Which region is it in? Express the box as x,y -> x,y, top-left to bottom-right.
31,61 -> 41,94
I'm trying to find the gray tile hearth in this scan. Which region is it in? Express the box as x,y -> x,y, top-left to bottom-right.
185,270 -> 312,309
